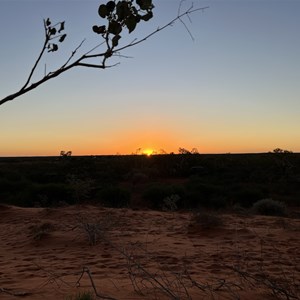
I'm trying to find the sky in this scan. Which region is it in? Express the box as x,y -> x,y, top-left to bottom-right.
0,0 -> 299,156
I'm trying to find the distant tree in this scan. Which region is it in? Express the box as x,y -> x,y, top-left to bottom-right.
178,147 -> 191,155
178,147 -> 199,154
60,150 -> 72,157
272,148 -> 293,154
135,148 -> 142,155
191,147 -> 199,154
0,0 -> 208,106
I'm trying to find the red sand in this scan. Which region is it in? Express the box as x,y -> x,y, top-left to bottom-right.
0,205 -> 299,299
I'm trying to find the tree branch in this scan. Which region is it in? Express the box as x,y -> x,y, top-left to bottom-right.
0,3 -> 208,107
113,6 -> 209,53
21,20 -> 50,91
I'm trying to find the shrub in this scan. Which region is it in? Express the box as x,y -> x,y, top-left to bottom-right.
97,185 -> 130,208
29,222 -> 55,240
32,183 -> 74,206
142,183 -> 185,210
184,179 -> 226,209
77,214 -> 115,246
189,211 -> 223,230
67,174 -> 94,203
162,194 -> 180,211
230,186 -> 267,208
65,291 -> 95,300
252,198 -> 286,216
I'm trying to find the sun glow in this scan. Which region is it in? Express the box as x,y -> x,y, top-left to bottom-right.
143,149 -> 154,156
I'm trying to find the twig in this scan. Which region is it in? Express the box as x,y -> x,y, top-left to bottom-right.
76,267 -> 118,300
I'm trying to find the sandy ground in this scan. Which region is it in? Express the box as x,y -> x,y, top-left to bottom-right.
0,204 -> 299,300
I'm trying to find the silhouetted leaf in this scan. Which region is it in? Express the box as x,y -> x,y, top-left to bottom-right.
108,20 -> 122,35
141,11 -> 153,21
131,6 -> 138,15
59,34 -> 67,43
135,15 -> 141,23
106,1 -> 115,13
92,25 -> 106,34
49,27 -> 57,36
116,1 -> 130,21
112,34 -> 121,47
98,4 -> 108,18
136,0 -> 153,10
92,25 -> 99,33
58,21 -> 65,33
125,15 -> 137,33
48,44 -> 58,52
46,18 -> 51,26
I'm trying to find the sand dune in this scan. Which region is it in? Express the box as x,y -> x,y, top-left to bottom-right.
0,205 -> 299,299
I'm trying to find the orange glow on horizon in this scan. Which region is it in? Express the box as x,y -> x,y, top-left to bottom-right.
142,149 -> 154,156
1,126 -> 298,157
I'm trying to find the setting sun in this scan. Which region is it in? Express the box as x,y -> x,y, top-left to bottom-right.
143,149 -> 154,156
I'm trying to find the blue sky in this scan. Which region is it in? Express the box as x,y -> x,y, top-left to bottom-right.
0,0 -> 299,156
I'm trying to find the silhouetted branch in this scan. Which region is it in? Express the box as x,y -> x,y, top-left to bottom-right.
114,6 -> 208,53
0,3 -> 208,107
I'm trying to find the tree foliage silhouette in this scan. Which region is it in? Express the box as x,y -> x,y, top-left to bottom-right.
0,0 -> 208,106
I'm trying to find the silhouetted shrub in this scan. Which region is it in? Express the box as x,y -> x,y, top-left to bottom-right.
28,183 -> 75,207
67,174 -> 94,203
142,183 -> 185,210
162,194 -> 180,211
184,179 -> 226,209
231,186 -> 267,208
0,179 -> 35,206
98,186 -> 130,208
189,211 -> 223,230
252,198 -> 286,216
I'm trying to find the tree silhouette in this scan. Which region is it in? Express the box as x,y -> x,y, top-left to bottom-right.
0,0 -> 208,106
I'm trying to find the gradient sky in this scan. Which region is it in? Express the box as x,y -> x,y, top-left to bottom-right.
0,0 -> 299,156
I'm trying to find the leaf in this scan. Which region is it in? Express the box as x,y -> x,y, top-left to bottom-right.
108,20 -> 122,35
59,34 -> 67,42
98,4 -> 108,18
49,27 -> 57,36
92,25 -> 99,33
92,25 -> 106,34
140,11 -> 153,22
136,0 -> 153,10
116,1 -> 130,22
131,6 -> 138,15
48,43 -> 58,52
112,34 -> 121,47
125,15 -> 137,33
58,21 -> 65,33
135,16 -> 141,23
46,18 -> 51,26
106,1 -> 116,13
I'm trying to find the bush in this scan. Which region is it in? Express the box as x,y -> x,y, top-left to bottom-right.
184,179 -> 226,209
230,186 -> 268,208
142,183 -> 185,210
97,185 -> 130,208
252,198 -> 286,216
29,222 -> 55,240
32,183 -> 74,206
189,211 -> 223,230
65,291 -> 95,300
